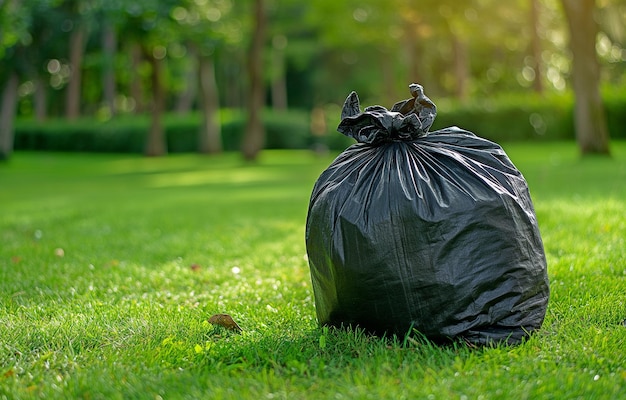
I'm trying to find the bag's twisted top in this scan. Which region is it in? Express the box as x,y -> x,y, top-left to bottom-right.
337,83 -> 437,144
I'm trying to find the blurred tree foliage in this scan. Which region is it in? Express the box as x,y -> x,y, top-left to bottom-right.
1,0 -> 625,159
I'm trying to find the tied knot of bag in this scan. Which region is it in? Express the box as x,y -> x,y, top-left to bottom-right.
337,83 -> 437,145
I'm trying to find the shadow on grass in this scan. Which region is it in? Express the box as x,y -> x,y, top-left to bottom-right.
191,324 -> 509,379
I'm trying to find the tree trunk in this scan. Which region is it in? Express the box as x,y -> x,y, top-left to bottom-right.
241,0 -> 267,161
175,45 -> 198,114
561,0 -> 610,155
271,35 -> 287,111
380,48 -> 397,106
65,22 -> 85,120
223,55 -> 245,108
0,73 -> 19,160
102,19 -> 117,116
452,34 -> 469,101
130,43 -> 144,114
404,21 -> 422,85
145,52 -> 167,156
530,0 -> 544,94
198,54 -> 222,154
34,75 -> 47,121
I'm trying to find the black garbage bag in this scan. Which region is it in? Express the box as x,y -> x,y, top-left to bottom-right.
305,84 -> 549,345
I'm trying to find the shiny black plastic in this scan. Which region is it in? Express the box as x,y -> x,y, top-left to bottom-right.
305,85 -> 549,345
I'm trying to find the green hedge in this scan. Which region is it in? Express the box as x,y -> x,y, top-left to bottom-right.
430,95 -> 576,141
13,92 -> 626,153
13,110 -> 322,153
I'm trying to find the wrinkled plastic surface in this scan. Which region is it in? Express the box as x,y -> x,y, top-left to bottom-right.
305,85 -> 549,345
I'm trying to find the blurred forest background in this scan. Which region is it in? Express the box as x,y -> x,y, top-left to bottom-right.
1,0 -> 625,160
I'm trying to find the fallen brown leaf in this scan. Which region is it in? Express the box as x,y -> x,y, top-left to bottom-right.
208,313 -> 242,333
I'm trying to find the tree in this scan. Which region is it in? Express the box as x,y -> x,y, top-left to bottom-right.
143,45 -> 167,156
63,0 -> 87,120
101,14 -> 117,116
172,0 -> 243,154
529,0 -> 544,94
174,45 -> 197,115
241,0 -> 267,161
24,0 -> 66,122
560,0 -> 610,155
0,0 -> 30,160
197,49 -> 221,154
0,72 -> 19,160
270,34 -> 288,111
118,0 -> 180,156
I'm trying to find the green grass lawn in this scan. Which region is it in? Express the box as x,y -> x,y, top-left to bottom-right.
1,142 -> 625,399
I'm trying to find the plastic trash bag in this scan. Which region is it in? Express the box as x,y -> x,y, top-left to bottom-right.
305,84 -> 549,345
